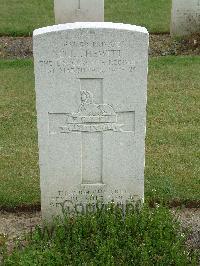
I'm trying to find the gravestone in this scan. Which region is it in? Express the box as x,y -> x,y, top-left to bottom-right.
171,0 -> 200,36
33,22 -> 149,220
54,0 -> 104,24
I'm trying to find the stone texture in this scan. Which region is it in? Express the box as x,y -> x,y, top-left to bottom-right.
54,0 -> 104,24
33,22 -> 149,220
171,0 -> 200,36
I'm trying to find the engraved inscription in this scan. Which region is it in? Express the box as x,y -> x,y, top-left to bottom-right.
49,188 -> 140,210
38,40 -> 136,74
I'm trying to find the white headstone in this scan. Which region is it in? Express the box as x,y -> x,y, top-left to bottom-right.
171,0 -> 200,36
33,22 -> 149,220
54,0 -> 104,24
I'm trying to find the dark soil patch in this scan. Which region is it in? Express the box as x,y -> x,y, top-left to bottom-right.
0,37 -> 32,59
149,33 -> 200,56
0,204 -> 41,213
0,34 -> 200,59
172,208 -> 200,252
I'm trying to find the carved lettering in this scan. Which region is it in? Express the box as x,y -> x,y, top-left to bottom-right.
38,40 -> 136,74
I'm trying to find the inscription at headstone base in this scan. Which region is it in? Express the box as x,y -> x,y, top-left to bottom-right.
171,0 -> 200,36
33,23 -> 149,220
54,0 -> 104,24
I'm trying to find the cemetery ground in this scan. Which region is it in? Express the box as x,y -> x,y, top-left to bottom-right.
0,56 -> 200,264
0,0 -> 199,264
0,57 -> 199,208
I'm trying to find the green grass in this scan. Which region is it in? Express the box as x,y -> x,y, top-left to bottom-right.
0,0 -> 171,36
105,0 -> 171,33
2,205 -> 198,265
146,56 -> 200,203
0,57 -> 199,208
0,0 -> 54,36
0,60 -> 40,207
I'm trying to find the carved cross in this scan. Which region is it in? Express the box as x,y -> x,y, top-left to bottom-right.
49,78 -> 135,185
66,78 -> 135,185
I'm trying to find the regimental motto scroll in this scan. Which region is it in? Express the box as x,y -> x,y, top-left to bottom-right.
49,84 -> 135,135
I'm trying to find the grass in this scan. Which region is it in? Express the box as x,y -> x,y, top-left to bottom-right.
0,60 -> 40,207
0,0 -> 54,36
0,0 -> 171,36
105,0 -> 171,33
0,57 -> 199,208
2,205 -> 198,265
146,56 -> 200,203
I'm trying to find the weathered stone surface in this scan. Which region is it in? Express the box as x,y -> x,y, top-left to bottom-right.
54,0 -> 104,24
171,0 -> 200,36
33,23 -> 149,220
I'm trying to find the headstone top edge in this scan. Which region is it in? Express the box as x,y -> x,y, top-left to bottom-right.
33,22 -> 149,37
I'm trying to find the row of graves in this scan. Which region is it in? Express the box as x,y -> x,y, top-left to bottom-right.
54,0 -> 200,37
33,0 -> 199,221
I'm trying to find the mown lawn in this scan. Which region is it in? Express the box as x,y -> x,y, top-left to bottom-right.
0,0 -> 171,36
146,56 -> 200,203
0,60 -> 39,207
0,57 -> 199,208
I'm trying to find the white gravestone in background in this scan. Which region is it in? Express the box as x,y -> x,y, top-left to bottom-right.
33,23 -> 149,220
171,0 -> 200,36
54,0 -> 104,24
